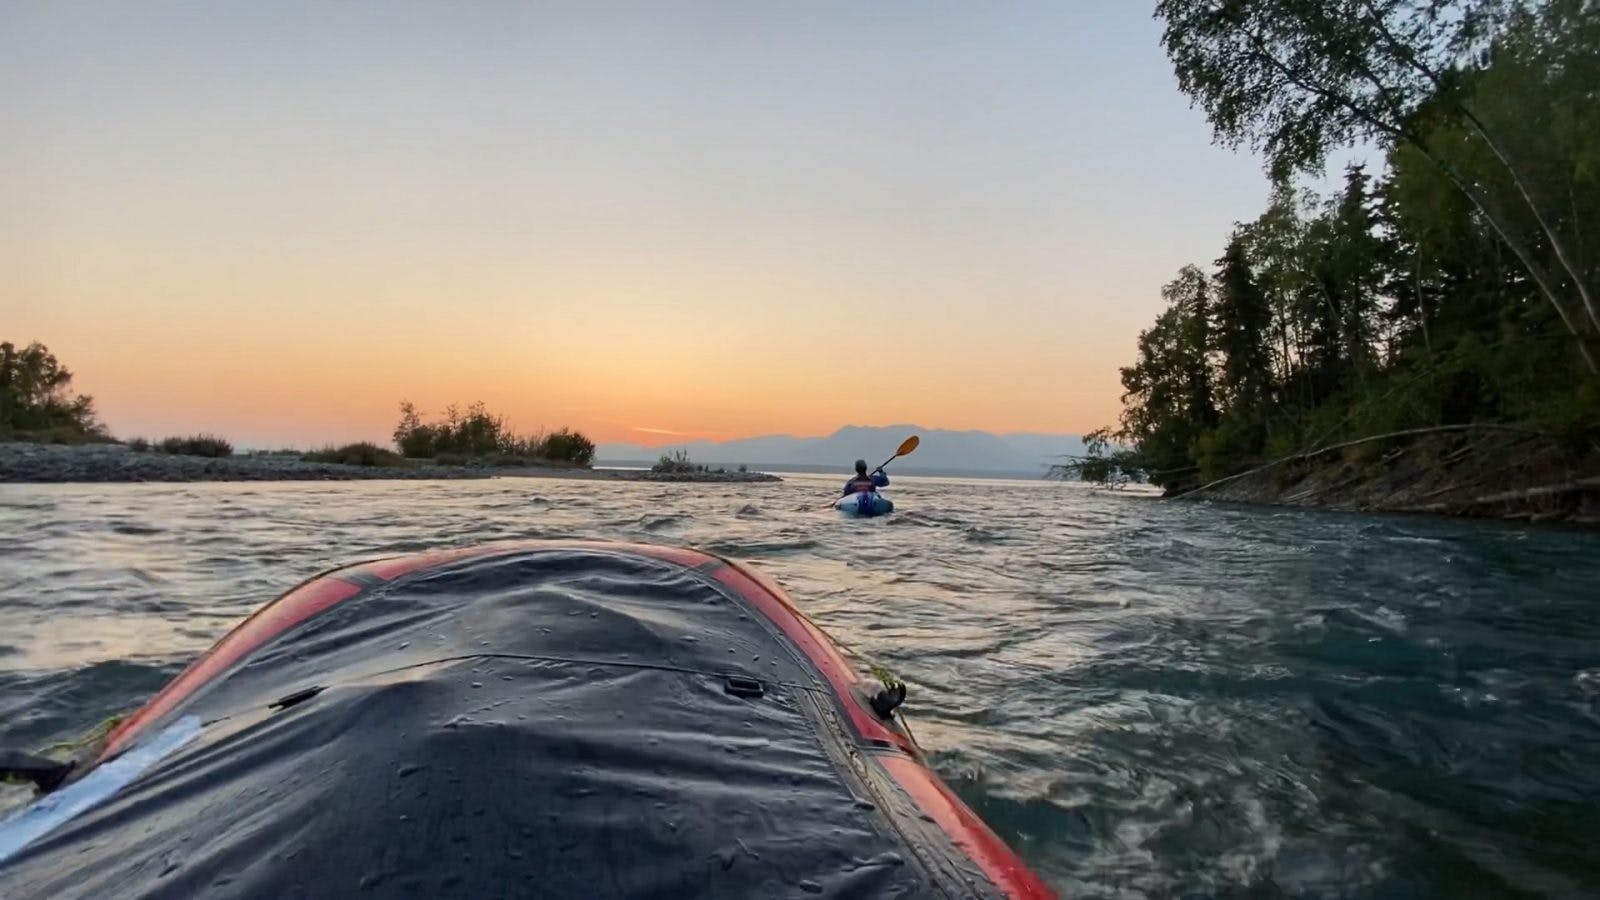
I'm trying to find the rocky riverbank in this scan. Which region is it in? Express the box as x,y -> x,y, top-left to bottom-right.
1179,429 -> 1600,527
0,443 -> 782,484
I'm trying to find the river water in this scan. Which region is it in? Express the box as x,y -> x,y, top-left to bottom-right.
2,474 -> 1597,897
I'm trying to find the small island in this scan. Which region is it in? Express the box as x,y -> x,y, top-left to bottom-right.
0,342 -> 779,485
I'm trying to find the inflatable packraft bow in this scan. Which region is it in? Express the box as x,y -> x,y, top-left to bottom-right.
0,541 -> 1054,899
837,490 -> 894,517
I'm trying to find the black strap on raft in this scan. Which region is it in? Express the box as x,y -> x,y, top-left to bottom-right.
0,749 -> 75,793
870,682 -> 907,719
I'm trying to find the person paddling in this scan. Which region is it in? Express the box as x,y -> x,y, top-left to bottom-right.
842,459 -> 889,496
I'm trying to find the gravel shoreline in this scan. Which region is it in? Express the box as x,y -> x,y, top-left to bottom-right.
0,443 -> 782,485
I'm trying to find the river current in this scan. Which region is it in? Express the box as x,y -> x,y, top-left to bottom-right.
2,474 -> 1597,897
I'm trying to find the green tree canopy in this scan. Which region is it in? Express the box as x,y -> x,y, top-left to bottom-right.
0,341 -> 104,440
1072,3 -> 1598,490
1157,0 -> 1600,371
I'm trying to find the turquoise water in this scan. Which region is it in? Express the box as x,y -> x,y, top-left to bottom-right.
2,475 -> 1597,897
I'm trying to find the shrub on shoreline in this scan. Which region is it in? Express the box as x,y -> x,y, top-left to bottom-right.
156,435 -> 233,458
538,428 -> 596,466
393,401 -> 595,467
653,449 -> 696,474
651,449 -> 736,475
301,442 -> 408,467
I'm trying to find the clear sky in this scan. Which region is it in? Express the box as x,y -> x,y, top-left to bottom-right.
4,2 -> 1269,448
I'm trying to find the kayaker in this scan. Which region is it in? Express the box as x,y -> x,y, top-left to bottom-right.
843,458 -> 889,496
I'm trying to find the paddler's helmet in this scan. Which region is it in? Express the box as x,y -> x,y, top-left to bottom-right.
854,459 -> 868,474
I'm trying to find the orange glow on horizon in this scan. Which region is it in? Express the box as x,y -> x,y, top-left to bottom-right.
10,229 -> 1142,447
14,314 -> 1131,449
4,5 -> 1266,448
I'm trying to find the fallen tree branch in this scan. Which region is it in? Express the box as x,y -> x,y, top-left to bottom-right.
1461,476 -> 1600,508
1176,423 -> 1548,499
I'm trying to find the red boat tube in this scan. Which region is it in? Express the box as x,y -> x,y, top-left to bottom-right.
0,540 -> 1056,899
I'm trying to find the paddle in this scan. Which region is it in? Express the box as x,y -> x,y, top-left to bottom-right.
873,435 -> 920,474
826,435 -> 920,508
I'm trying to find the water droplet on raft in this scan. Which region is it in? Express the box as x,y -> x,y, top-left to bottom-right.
502,675 -> 513,681
471,682 -> 483,688
397,641 -> 410,650
799,879 -> 823,893
397,764 -> 424,778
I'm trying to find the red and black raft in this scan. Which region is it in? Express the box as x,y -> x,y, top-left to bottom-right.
0,540 -> 1055,899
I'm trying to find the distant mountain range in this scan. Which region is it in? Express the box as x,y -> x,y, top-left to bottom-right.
596,425 -> 1086,477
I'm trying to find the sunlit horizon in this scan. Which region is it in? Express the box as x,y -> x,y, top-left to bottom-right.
6,4 -> 1270,449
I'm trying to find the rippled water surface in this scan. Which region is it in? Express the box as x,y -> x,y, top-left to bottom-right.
3,475 -> 1599,897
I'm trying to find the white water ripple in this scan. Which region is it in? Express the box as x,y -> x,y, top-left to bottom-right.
2,474 -> 1599,898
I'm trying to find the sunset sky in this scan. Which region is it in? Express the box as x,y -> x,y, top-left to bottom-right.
5,3 -> 1270,448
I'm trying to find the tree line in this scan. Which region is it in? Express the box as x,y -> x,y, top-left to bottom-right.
1076,0 -> 1598,491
